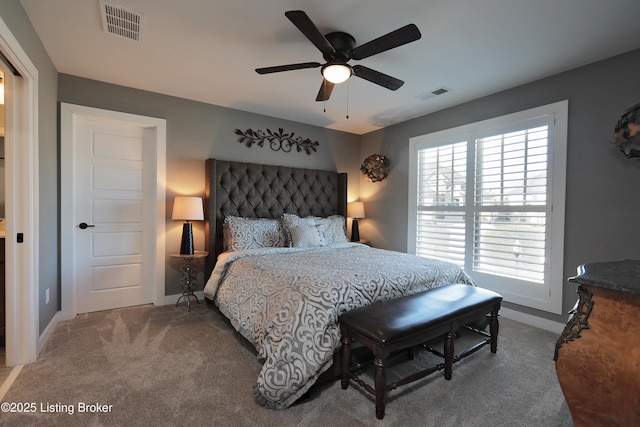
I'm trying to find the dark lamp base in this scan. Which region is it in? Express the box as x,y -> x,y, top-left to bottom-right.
350,218 -> 360,242
180,222 -> 194,255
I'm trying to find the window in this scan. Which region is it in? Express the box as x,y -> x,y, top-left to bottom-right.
408,101 -> 568,314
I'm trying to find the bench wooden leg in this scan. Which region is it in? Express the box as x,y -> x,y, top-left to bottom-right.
374,354 -> 387,420
490,309 -> 499,353
340,325 -> 351,389
444,331 -> 454,380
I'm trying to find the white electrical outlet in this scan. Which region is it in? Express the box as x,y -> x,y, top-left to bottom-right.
46,288 -> 50,304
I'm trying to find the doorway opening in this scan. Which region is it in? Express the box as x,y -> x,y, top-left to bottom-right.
0,15 -> 40,370
0,69 -> 6,377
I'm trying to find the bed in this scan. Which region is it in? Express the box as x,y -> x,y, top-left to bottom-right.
203,158 -> 474,409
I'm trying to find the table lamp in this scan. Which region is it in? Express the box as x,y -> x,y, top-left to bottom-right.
347,201 -> 365,242
172,196 -> 204,254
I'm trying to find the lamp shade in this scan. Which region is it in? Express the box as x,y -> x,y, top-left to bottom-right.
172,196 -> 204,221
322,64 -> 352,84
347,201 -> 365,219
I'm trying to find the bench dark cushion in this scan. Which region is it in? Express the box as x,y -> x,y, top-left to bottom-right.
339,284 -> 502,345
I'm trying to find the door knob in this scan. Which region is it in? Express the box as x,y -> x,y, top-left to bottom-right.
78,222 -> 95,229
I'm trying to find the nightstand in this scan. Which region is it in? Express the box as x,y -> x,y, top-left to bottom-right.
169,251 -> 208,311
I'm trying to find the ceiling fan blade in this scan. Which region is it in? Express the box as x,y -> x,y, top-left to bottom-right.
351,24 -> 421,60
315,79 -> 335,102
352,65 -> 404,90
255,62 -> 321,74
285,10 -> 335,56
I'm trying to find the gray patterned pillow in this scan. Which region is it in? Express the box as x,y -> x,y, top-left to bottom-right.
223,216 -> 288,252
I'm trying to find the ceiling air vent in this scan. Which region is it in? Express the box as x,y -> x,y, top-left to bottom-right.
99,0 -> 143,41
417,87 -> 451,101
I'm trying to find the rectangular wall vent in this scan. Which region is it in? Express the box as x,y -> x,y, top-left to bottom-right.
99,0 -> 143,41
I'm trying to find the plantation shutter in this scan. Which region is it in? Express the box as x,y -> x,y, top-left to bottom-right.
473,125 -> 549,283
415,141 -> 467,266
409,100 -> 567,313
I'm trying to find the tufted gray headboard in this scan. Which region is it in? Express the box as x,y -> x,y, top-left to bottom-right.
204,158 -> 347,278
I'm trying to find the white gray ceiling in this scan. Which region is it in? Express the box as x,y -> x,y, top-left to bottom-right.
19,0 -> 640,135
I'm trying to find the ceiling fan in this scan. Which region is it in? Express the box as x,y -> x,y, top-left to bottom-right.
255,10 -> 422,102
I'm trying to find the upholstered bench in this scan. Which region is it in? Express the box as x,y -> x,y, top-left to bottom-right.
339,283 -> 502,420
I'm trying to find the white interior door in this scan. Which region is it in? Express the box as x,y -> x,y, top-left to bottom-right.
74,117 -> 155,313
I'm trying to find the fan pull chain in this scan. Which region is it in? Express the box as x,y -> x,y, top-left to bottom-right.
323,81 -> 327,113
346,79 -> 350,119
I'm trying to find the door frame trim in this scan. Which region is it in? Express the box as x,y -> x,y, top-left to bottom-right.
60,103 -> 166,320
0,16 -> 40,366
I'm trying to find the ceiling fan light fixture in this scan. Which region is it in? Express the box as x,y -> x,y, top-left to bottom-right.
322,64 -> 352,84
257,11 -> 421,101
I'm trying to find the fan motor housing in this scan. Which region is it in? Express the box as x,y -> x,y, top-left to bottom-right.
324,32 -> 356,62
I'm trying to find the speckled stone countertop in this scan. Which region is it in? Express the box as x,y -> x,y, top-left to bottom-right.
569,260 -> 640,296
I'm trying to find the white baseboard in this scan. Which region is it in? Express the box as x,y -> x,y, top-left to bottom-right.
163,291 -> 205,306
37,311 -> 61,356
500,307 -> 565,334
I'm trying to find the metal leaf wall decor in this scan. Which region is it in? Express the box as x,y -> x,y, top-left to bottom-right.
234,128 -> 319,155
613,102 -> 640,158
361,154 -> 390,182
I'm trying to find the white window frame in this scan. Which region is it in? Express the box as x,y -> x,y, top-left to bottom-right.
408,101 -> 567,314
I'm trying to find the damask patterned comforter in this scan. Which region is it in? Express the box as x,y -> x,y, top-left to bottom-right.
203,243 -> 474,409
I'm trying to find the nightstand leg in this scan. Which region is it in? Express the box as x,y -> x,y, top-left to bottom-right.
176,257 -> 201,312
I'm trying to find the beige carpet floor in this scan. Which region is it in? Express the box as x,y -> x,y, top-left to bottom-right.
1,302 -> 572,426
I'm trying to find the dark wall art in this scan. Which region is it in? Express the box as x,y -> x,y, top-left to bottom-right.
613,102 -> 640,158
234,128 -> 319,155
361,154 -> 390,182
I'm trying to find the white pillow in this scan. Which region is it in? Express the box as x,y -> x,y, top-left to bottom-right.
282,213 -> 347,247
288,224 -> 325,248
316,215 -> 348,244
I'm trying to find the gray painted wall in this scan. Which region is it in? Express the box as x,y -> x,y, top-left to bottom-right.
0,1 -> 59,334
57,74 -> 362,295
359,48 -> 640,324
